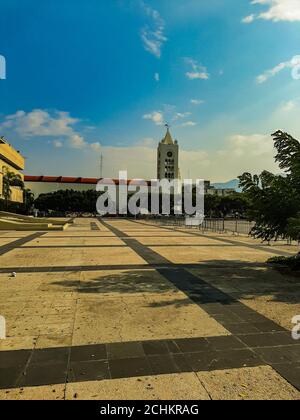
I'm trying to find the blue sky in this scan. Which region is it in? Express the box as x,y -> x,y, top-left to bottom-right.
1,0 -> 300,181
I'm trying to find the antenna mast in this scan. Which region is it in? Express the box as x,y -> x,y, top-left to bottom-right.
100,153 -> 103,179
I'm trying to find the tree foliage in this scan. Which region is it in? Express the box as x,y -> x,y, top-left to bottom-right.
34,189 -> 99,213
239,130 -> 300,242
204,192 -> 249,218
2,167 -> 24,209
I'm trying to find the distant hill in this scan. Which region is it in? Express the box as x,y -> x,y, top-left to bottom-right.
212,179 -> 240,192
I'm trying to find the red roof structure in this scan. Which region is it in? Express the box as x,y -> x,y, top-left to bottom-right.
24,175 -> 153,186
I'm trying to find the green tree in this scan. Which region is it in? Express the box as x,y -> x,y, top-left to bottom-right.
218,193 -> 250,218
239,131 -> 300,242
34,189 -> 100,213
2,167 -> 24,209
204,194 -> 221,217
23,188 -> 34,212
204,193 -> 249,218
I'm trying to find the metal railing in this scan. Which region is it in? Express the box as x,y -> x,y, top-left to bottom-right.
204,219 -> 255,235
141,216 -> 255,235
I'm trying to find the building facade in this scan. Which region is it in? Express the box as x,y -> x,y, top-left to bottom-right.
157,128 -> 180,181
0,137 -> 25,203
24,176 -> 152,197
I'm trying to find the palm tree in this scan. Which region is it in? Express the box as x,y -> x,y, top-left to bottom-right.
23,188 -> 34,212
2,167 -> 24,209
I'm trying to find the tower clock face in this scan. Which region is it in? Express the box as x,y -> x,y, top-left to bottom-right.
167,151 -> 173,158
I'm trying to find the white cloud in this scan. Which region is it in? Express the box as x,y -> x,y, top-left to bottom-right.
154,72 -> 160,82
141,3 -> 167,58
135,137 -> 156,147
1,109 -> 78,137
243,0 -> 300,23
143,111 -> 164,126
242,14 -> 255,23
190,99 -> 205,105
53,140 -> 63,148
185,58 -> 209,80
173,112 -> 192,121
68,134 -> 86,149
143,109 -> 197,126
256,55 -> 300,83
0,109 -> 101,151
280,100 -> 296,112
186,72 -> 209,80
208,133 -> 279,180
181,121 -> 197,127
90,142 -> 102,152
221,134 -> 271,157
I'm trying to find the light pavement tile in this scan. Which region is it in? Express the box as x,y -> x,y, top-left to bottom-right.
0,384 -> 65,400
0,232 -> 31,238
137,236 -> 229,246
22,237 -> 125,247
65,373 -> 210,400
0,238 -> 21,246
42,232 -> 115,237
35,334 -> 73,349
0,275 -> 43,294
149,245 -> 278,264
0,336 -> 38,351
0,302 -> 27,316
123,232 -> 190,237
77,269 -> 178,297
0,247 -> 146,267
72,294 -> 228,346
197,366 -> 300,400
8,314 -> 74,337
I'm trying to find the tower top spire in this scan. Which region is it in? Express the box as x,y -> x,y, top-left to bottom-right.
162,124 -> 174,145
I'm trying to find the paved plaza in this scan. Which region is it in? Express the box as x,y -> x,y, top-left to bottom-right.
0,218 -> 300,400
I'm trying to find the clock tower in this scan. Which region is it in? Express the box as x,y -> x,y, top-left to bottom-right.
157,127 -> 180,181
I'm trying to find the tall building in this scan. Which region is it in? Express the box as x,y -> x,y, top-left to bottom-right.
0,137 -> 25,203
157,127 -> 179,181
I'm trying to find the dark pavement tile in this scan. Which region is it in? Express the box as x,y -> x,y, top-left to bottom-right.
0,366 -> 25,389
165,340 -> 181,354
68,360 -> 110,383
174,337 -> 210,353
148,354 -> 180,375
109,357 -> 152,379
222,323 -> 260,335
183,351 -> 217,371
70,344 -> 107,362
107,342 -> 145,360
274,364 -> 300,391
142,340 -> 170,356
214,313 -> 244,323
0,350 -> 32,369
18,363 -> 68,387
31,347 -> 70,365
210,349 -> 263,371
240,333 -> 292,348
185,349 -> 263,372
200,303 -> 228,315
207,335 -> 246,351
172,353 -> 194,373
254,347 -> 297,365
252,321 -> 286,333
